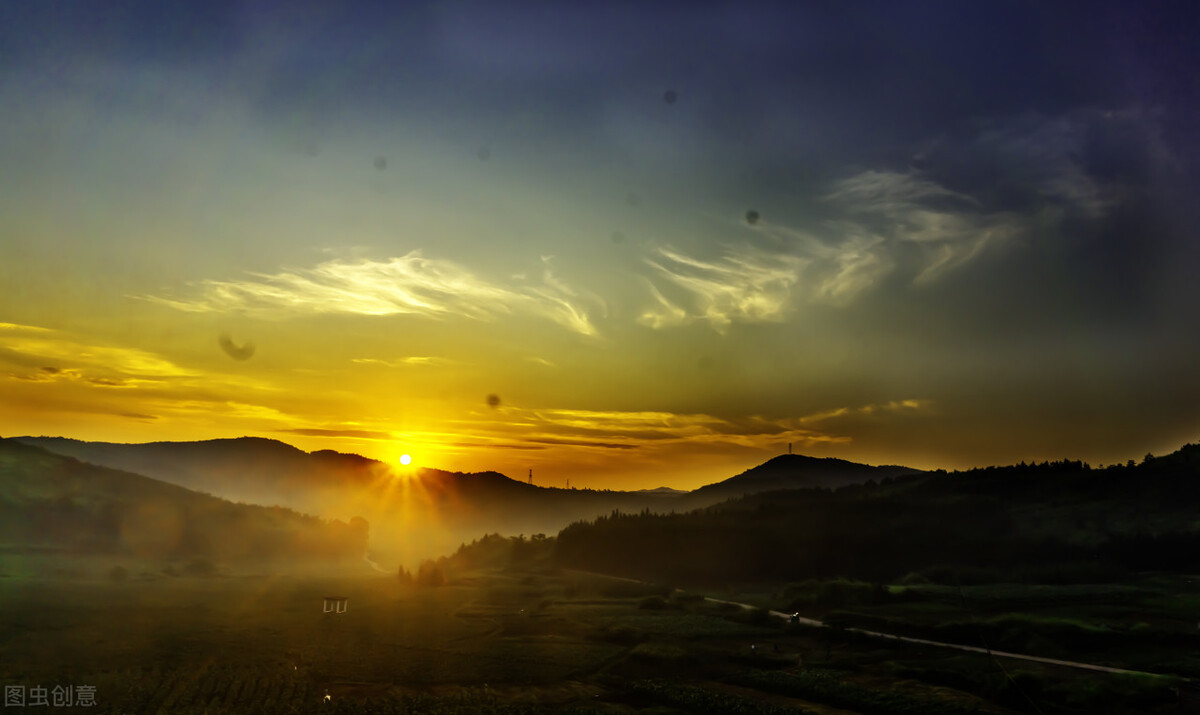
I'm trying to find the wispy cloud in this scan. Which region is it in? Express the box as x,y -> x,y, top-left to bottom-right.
823,169 -> 1024,285
525,437 -> 638,450
798,398 -> 932,425
0,323 -> 52,333
971,112 -> 1117,220
351,356 -> 456,368
639,247 -> 807,331
521,407 -> 848,451
0,324 -> 200,381
0,324 -> 289,430
144,251 -> 603,337
637,170 -> 1028,331
281,428 -> 394,440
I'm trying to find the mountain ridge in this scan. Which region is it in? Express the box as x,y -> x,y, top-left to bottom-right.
0,438 -> 367,563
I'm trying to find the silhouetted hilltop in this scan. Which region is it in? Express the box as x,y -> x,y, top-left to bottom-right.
555,442 -> 1200,585
0,438 -> 367,563
681,453 -> 921,508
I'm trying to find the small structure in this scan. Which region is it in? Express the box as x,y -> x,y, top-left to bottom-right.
322,596 -> 348,614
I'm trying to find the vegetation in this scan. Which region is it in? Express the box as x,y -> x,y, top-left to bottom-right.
8,438 -> 1200,711
5,565 -> 1190,713
555,446 -> 1200,585
0,439 -> 368,564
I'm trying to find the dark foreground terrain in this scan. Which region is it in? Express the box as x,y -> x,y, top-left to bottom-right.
0,557 -> 1191,714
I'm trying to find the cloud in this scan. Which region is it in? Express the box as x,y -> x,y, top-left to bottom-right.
798,398 -> 931,425
118,412 -> 158,421
639,247 -> 807,331
351,356 -> 456,368
0,323 -> 51,333
0,324 -> 286,433
637,167 -> 1033,331
525,437 -> 637,450
281,428 -> 393,440
521,407 -> 848,451
448,441 -> 547,451
1,325 -> 200,381
822,169 -> 1026,285
144,251 -> 603,337
823,169 -> 979,213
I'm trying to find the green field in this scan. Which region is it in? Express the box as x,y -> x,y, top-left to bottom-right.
0,564 -> 1191,713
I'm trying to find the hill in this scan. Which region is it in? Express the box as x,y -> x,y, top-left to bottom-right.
554,443 -> 1200,585
10,436 -> 375,510
0,438 -> 367,564
12,436 -> 929,567
679,453 -> 921,509
11,436 -> 686,566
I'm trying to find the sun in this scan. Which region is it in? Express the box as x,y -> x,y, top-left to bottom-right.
399,454 -> 412,466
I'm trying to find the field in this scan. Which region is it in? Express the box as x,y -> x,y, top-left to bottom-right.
0,560 -> 1192,713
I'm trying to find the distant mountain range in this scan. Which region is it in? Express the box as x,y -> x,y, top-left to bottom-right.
8,432 -> 1198,585
8,435 -> 922,566
0,438 -> 366,565
12,436 -> 910,507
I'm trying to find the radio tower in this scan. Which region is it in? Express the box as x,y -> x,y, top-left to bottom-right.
528,468 -> 533,485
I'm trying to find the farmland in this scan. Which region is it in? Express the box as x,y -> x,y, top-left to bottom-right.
0,560 -> 1190,713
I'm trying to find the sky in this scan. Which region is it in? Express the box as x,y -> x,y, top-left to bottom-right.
1,1 -> 1198,490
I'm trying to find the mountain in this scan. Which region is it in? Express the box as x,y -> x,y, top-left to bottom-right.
0,438 -> 367,564
12,436 -> 927,566
680,453 -> 922,508
10,436 -> 377,510
12,436 -> 685,565
554,443 -> 1200,585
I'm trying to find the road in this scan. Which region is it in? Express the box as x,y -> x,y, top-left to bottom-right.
569,571 -> 1175,680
